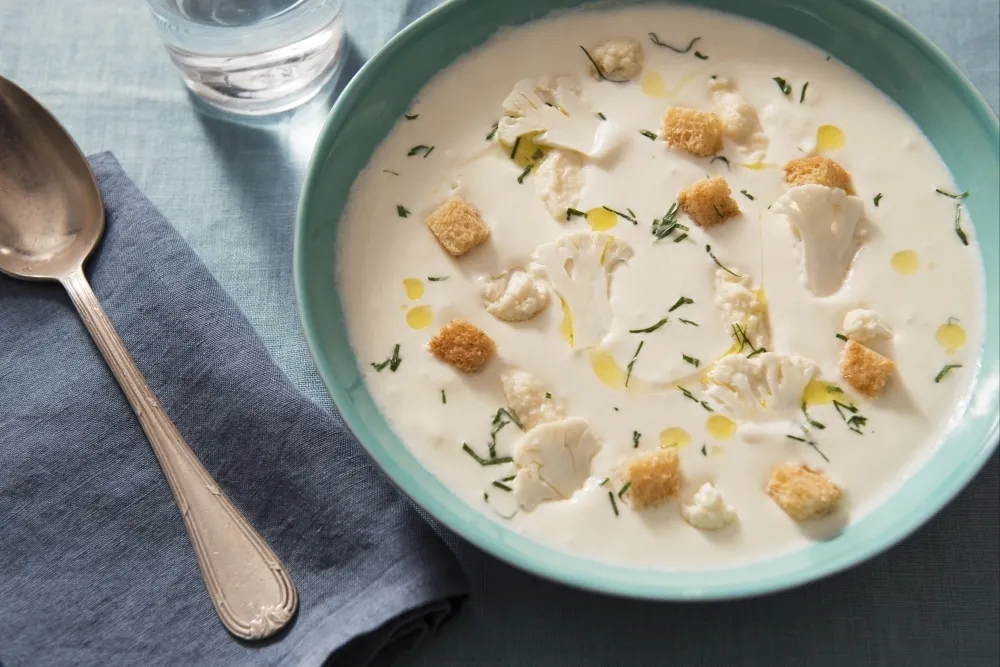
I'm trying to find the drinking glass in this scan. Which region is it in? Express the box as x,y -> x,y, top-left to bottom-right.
146,0 -> 345,116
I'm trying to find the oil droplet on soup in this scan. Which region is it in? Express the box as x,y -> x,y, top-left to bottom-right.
590,349 -> 626,389
640,72 -> 669,99
710,445 -> 723,457
815,124 -> 845,152
741,161 -> 774,171
891,250 -> 919,275
405,305 -> 433,329
936,319 -> 966,352
586,207 -> 617,231
503,131 -> 546,167
559,297 -> 574,346
802,379 -> 842,407
659,427 -> 691,449
706,415 -> 736,440
403,278 -> 424,300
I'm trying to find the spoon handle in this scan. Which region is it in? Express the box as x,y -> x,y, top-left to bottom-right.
60,269 -> 297,640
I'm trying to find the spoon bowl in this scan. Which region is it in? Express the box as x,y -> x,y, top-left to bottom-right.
0,77 -> 103,280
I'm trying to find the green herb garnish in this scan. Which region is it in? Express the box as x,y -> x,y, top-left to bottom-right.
773,77 -> 792,96
640,129 -> 658,140
802,403 -> 827,430
701,444 -> 707,456
934,364 -> 963,383
799,82 -> 809,103
566,207 -> 587,220
648,33 -> 701,54
954,204 -> 970,246
396,205 -> 410,218
706,245 -> 739,277
441,390 -> 446,404
629,317 -> 669,334
668,296 -> 694,312
545,392 -> 552,399
427,276 -> 449,281
404,113 -> 419,120
873,193 -> 883,207
580,45 -> 628,83
600,477 -> 610,486
832,400 -> 867,434
711,156 -> 731,170
462,443 -> 513,466
486,407 -> 524,458
827,386 -> 844,394
608,491 -> 620,516
407,145 -> 434,158
618,481 -> 632,499
935,188 -> 969,199
787,431 -> 830,462
678,386 -> 698,403
509,136 -> 521,160
731,323 -> 765,358
674,233 -> 688,243
740,190 -> 755,201
486,121 -> 499,141
532,148 -> 544,160
836,333 -> 848,341
597,112 -> 607,120
682,354 -> 701,368
603,205 -> 639,225
632,431 -> 641,448
652,203 -> 688,241
383,169 -> 400,176
679,318 -> 699,326
625,340 -> 644,387
491,480 -> 512,492
371,344 -> 402,372
694,51 -> 709,60
517,164 -> 533,184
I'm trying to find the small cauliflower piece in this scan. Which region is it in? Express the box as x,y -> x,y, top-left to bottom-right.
428,319 -> 495,373
425,196 -> 490,257
619,448 -> 682,510
840,339 -> 894,399
662,107 -> 724,157
677,177 -> 741,228
530,232 -> 633,349
766,463 -> 842,521
715,269 -> 769,349
534,148 -> 585,220
500,367 -> 565,431
784,156 -> 855,194
680,483 -> 738,530
482,270 -> 549,322
706,352 -> 819,421
589,37 -> 644,81
771,184 -> 864,297
497,76 -> 601,156
511,417 -> 601,511
709,77 -> 768,162
842,309 -> 892,343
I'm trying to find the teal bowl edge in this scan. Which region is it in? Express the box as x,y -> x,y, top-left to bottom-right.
295,0 -> 1000,600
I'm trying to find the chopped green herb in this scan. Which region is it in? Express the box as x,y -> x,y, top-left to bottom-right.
746,347 -> 767,359
826,55 -> 832,61
396,205 -> 410,218
545,392 -> 552,399
836,333 -> 848,341
799,82 -> 809,103
632,431 -> 641,448
491,480 -> 512,492
679,318 -> 699,326
640,129 -> 658,140
629,317 -> 669,334
802,403 -> 827,430
673,233 -> 689,243
935,188 -> 969,200
486,121 -> 499,141
701,401 -> 715,412
873,193 -> 883,207
731,323 -> 765,358
462,443 -> 513,466
509,136 -> 521,160
740,190 -> 756,201
602,205 -> 639,225
608,491 -> 620,516
701,444 -> 708,456
694,50 -> 709,60
652,203 -> 688,241
618,481 -> 632,499
668,296 -> 695,312
531,148 -> 544,160
786,434 -> 807,442
407,144 -> 435,158
706,244 -> 740,277
827,386 -> 844,394
648,33 -> 701,54
934,364 -> 963,383
773,76 -> 792,96
597,112 -> 607,120
954,204 -> 970,246
441,389 -> 447,404
427,276 -> 449,281
682,354 -> 701,368
566,207 -> 587,220
788,430 -> 830,462
832,400 -> 867,434
599,477 -> 610,486
371,344 -> 402,372
517,164 -> 533,184
486,407 -> 524,458
711,155 -> 731,170
713,204 -> 725,219
580,45 -> 628,83
627,208 -> 637,219
404,113 -> 419,120
678,386 -> 698,403
383,169 -> 400,176
501,475 -> 516,482
847,415 -> 867,433
625,340 -> 644,387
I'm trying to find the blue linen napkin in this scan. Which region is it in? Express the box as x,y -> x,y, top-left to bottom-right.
0,153 -> 468,667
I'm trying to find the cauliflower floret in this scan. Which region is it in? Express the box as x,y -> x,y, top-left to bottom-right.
589,37 -> 644,81
481,270 -> 549,322
842,308 -> 892,342
511,417 -> 601,511
706,352 -> 819,421
530,232 -> 633,349
714,269 -> 769,349
500,368 -> 566,431
680,483 -> 738,530
709,78 -> 768,162
534,148 -> 585,220
771,184 -> 865,297
497,77 -> 601,156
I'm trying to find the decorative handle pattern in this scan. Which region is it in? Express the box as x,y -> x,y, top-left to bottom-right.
61,269 -> 297,640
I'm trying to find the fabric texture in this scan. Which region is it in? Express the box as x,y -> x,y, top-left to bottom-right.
0,154 -> 468,666
0,1 -> 997,666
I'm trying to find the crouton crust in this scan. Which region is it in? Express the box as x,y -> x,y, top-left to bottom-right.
784,156 -> 855,194
620,448 -> 682,510
840,339 -> 895,399
662,107 -> 724,157
425,196 -> 491,256
677,177 -> 741,228
428,319 -> 495,373
766,463 -> 842,520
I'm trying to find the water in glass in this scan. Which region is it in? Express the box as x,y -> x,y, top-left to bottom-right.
146,0 -> 345,116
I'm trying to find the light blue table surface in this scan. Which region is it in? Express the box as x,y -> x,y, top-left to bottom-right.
1,1 -> 997,665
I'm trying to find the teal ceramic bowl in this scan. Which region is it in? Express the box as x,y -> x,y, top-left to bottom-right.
296,0 -> 999,599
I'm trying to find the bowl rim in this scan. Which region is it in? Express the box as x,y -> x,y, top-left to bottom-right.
295,0 -> 999,600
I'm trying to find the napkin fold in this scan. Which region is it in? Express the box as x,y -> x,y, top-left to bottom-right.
0,153 -> 467,667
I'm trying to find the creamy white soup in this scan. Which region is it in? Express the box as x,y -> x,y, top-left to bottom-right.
337,4 -> 984,568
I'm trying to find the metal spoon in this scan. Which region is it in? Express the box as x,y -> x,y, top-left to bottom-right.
0,76 -> 297,640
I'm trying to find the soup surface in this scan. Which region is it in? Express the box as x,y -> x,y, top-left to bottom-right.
337,5 -> 984,568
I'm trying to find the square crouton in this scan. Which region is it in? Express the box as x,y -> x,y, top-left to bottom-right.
425,196 -> 490,257
677,177 -> 741,228
662,107 -> 724,157
428,319 -> 495,373
840,340 -> 894,399
619,448 -> 681,510
784,156 -> 855,194
766,463 -> 842,521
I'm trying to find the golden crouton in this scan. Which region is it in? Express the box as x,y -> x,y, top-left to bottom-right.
840,339 -> 894,399
425,196 -> 490,257
677,177 -> 741,228
428,319 -> 495,373
766,463 -> 842,521
619,448 -> 682,510
784,156 -> 855,194
662,107 -> 724,157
